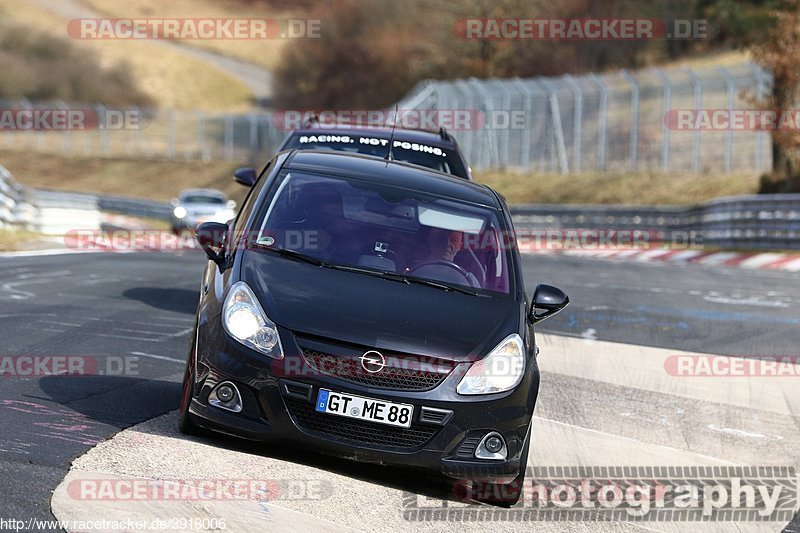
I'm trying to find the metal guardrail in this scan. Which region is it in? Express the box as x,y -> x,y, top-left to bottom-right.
0,164 -> 37,229
33,190 -> 172,221
15,183 -> 800,251
511,194 -> 800,250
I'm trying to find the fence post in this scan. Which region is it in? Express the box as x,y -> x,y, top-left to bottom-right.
224,114 -> 234,161
93,104 -> 107,156
621,70 -> 639,172
749,64 -> 767,172
57,100 -> 70,155
249,113 -> 258,157
497,82 -> 512,168
167,110 -> 176,160
652,68 -> 671,172
719,67 -> 735,173
684,67 -> 702,173
589,74 -> 607,171
469,78 -> 499,169
563,75 -> 582,173
542,79 -> 569,174
512,78 -> 533,169
196,111 -> 206,161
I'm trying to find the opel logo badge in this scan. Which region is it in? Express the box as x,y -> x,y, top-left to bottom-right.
359,350 -> 386,373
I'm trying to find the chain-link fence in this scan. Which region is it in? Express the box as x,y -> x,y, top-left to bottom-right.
0,99 -> 286,164
0,61 -> 775,173
396,61 -> 773,173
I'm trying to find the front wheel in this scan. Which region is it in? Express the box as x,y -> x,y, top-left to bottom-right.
178,357 -> 205,436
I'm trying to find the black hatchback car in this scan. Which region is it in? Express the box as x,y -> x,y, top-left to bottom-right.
178,150 -> 568,505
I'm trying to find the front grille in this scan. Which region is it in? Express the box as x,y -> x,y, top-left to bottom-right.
284,398 -> 439,450
300,348 -> 453,391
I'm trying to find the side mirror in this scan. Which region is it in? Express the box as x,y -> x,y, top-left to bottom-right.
528,284 -> 569,324
233,167 -> 257,187
195,221 -> 228,266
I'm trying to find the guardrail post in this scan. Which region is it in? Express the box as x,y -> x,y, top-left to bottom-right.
621,70 -> 640,172
684,67 -> 703,173
652,68 -> 671,171
589,74 -> 608,171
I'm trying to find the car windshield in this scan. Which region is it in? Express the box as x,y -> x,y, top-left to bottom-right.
282,134 -> 469,179
255,172 -> 511,294
182,195 -> 226,205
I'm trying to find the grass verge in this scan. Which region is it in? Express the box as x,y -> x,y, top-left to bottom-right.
0,227 -> 43,251
475,169 -> 759,205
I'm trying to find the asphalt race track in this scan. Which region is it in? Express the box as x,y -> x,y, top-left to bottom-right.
0,249 -> 798,531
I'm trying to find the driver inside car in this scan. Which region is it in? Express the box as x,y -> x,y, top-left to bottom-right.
406,227 -> 483,288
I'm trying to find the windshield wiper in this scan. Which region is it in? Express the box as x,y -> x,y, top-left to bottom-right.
254,245 -> 478,295
374,270 -> 479,296
255,245 -> 328,266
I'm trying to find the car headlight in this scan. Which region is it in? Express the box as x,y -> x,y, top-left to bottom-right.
173,206 -> 187,219
222,281 -> 283,359
457,334 -> 525,395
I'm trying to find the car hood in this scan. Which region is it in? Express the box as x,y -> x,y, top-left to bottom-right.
239,250 -> 521,361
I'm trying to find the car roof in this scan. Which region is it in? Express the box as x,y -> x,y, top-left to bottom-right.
283,150 -> 498,208
179,188 -> 227,198
290,125 -> 457,147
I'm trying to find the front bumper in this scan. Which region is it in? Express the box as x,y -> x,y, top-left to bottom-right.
188,321 -> 539,483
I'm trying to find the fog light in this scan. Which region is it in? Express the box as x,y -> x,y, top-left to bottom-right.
217,385 -> 234,403
484,435 -> 503,453
475,432 -> 507,460
209,381 -> 243,413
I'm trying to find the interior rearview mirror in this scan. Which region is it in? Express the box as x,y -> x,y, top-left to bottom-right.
195,221 -> 228,266
233,167 -> 257,187
528,284 -> 569,324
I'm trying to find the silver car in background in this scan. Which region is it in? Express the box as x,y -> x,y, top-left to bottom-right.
170,189 -> 236,232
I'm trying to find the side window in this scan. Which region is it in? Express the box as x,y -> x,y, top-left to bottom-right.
230,160 -> 273,250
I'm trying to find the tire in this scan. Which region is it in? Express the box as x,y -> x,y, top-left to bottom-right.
473,423 -> 532,507
178,356 -> 205,436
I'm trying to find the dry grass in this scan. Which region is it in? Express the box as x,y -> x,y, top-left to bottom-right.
0,150 -> 249,205
1,148 -> 759,207
0,228 -> 43,251
0,0 -> 254,110
80,0 -> 295,70
474,169 -> 759,205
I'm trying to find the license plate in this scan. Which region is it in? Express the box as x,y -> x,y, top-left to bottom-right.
315,389 -> 413,428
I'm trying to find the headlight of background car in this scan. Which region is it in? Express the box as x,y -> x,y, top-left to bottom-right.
222,281 -> 283,359
457,334 -> 525,395
173,206 -> 187,219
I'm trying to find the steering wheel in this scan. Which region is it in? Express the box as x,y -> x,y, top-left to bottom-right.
407,260 -> 473,284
